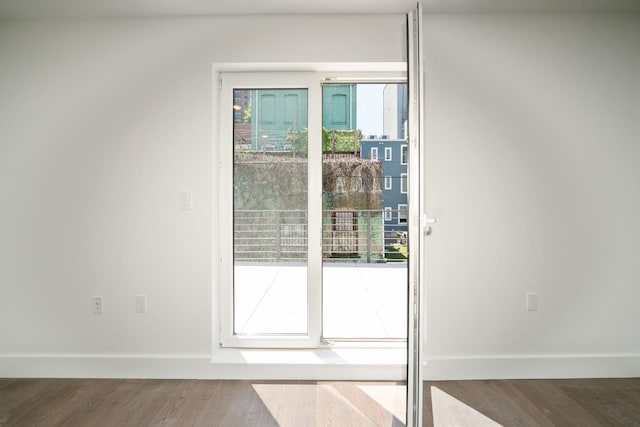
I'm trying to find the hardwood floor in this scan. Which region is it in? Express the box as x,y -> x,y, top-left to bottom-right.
423,378 -> 640,427
0,379 -> 405,426
0,378 -> 638,426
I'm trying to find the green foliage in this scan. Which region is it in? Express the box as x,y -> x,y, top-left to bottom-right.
385,245 -> 408,261
285,128 -> 363,154
324,129 -> 362,153
243,103 -> 252,123
286,128 -> 309,154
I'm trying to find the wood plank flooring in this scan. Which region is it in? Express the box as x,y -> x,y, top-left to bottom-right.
423,378 -> 640,427
1,378 -> 639,426
0,379 -> 405,427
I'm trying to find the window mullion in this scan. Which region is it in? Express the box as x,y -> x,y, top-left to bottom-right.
306,77 -> 323,345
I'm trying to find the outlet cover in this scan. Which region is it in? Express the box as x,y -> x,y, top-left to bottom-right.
92,296 -> 103,314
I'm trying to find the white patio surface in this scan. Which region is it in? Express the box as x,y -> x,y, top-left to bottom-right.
234,263 -> 408,339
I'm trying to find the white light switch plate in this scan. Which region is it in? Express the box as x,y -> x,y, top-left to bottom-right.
135,295 -> 147,313
526,292 -> 538,311
179,191 -> 193,210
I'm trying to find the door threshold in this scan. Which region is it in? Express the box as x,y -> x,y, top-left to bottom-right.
210,347 -> 406,380
211,347 -> 406,366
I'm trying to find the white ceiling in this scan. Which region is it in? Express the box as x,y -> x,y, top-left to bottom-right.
1,0 -> 639,18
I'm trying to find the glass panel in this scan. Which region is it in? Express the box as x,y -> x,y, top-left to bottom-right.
322,83 -> 408,340
398,204 -> 408,225
233,88 -> 308,335
401,173 -> 408,194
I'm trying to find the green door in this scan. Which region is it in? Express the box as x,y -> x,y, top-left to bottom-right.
322,85 -> 357,131
251,89 -> 308,151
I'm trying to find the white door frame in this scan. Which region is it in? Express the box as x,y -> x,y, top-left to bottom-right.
218,72 -> 322,348
407,3 -> 426,426
218,70 -> 409,349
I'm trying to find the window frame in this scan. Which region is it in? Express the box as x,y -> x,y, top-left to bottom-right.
401,144 -> 408,165
217,71 -> 409,350
400,172 -> 408,194
384,207 -> 393,221
384,175 -> 393,190
370,146 -> 378,160
398,203 -> 408,225
219,72 -> 322,348
385,146 -> 392,161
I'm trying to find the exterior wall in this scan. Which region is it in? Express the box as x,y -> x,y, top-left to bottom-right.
383,84 -> 408,139
361,139 -> 408,235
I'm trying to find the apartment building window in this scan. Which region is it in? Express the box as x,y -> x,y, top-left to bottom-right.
384,207 -> 393,221
385,147 -> 392,161
398,204 -> 408,224
384,175 -> 392,190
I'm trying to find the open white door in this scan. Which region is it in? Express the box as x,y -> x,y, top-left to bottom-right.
407,3 -> 425,426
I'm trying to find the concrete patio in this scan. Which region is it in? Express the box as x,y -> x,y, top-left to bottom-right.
234,263 -> 408,340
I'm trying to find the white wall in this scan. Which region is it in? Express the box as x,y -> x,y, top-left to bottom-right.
423,13 -> 640,378
2,12 -> 639,380
0,15 -> 405,377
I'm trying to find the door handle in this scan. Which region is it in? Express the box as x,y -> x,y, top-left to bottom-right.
422,215 -> 436,236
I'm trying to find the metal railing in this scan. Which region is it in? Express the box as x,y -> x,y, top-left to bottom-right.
233,209 -> 408,263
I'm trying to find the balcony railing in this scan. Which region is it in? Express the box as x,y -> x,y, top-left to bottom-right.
233,209 -> 408,263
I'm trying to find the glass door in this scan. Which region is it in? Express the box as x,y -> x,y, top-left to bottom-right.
321,83 -> 409,342
219,73 -> 322,348
232,87 -> 309,336
218,72 -> 414,352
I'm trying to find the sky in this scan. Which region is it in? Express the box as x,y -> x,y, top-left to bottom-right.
356,84 -> 385,137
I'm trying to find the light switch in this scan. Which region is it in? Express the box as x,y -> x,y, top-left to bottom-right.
179,191 -> 193,210
526,292 -> 538,311
135,295 -> 147,313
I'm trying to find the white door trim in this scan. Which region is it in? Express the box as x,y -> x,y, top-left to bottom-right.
407,3 -> 425,426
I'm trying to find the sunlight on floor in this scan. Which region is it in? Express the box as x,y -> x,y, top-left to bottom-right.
431,386 -> 502,427
252,383 -> 406,427
357,384 -> 406,423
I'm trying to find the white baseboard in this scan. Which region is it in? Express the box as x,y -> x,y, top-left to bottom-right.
423,354 -> 640,380
0,350 -> 406,381
4,353 -> 638,381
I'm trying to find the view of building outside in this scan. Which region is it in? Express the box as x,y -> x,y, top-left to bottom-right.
321,84 -> 408,339
232,88 -> 310,335
232,83 -> 409,339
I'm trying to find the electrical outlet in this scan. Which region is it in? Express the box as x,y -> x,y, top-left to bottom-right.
135,295 -> 147,313
526,292 -> 538,311
92,296 -> 103,314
